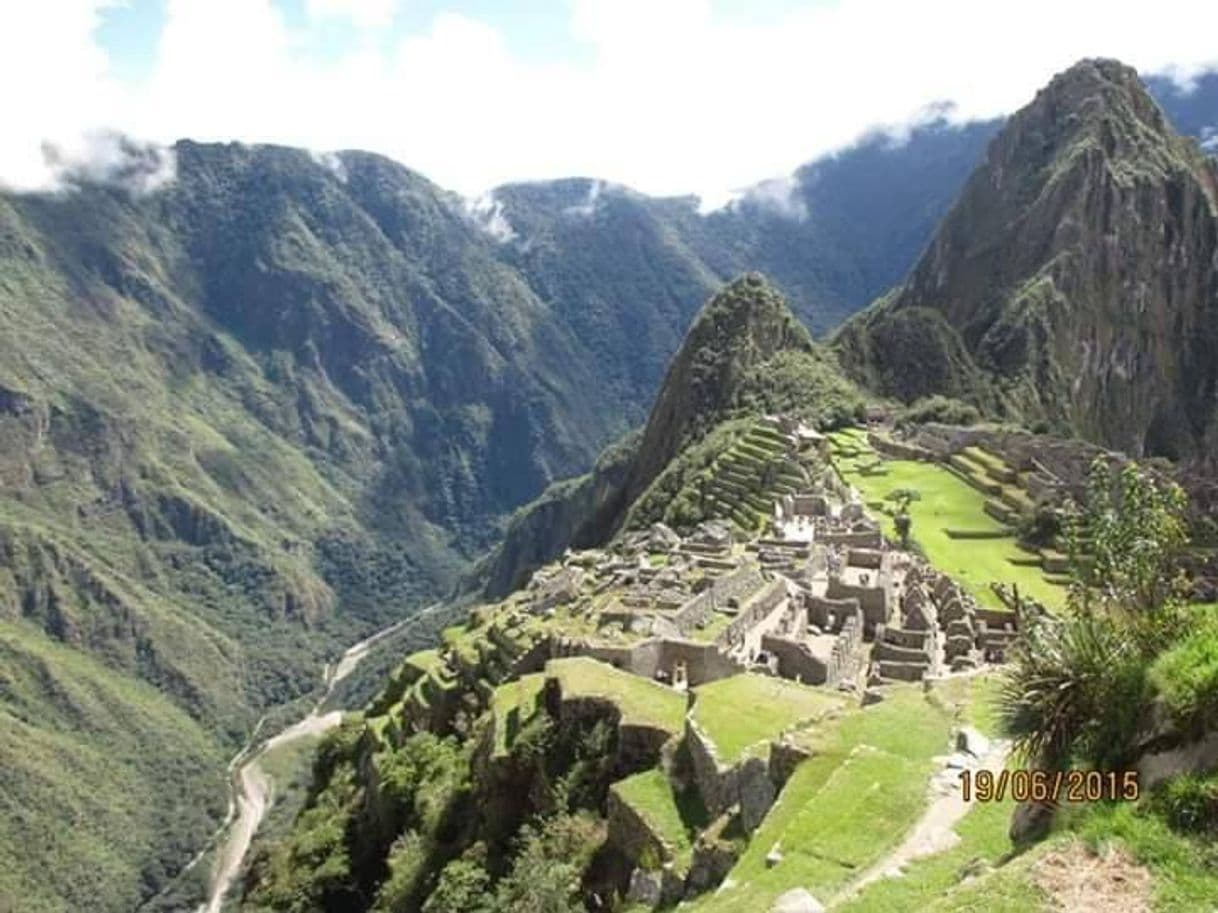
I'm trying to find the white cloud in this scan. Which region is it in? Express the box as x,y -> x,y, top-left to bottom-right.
42,130 -> 176,194
2,0 -> 1217,198
463,190 -> 517,243
0,1 -> 127,190
306,0 -> 399,30
707,175 -> 808,220
563,179 -> 606,218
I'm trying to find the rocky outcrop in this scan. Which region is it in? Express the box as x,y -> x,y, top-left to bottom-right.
836,59 -> 1218,463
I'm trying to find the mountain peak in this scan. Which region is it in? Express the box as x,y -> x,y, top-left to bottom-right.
990,57 -> 1190,185
624,273 -> 812,500
835,59 -> 1218,459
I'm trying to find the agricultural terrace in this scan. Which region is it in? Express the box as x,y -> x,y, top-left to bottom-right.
691,673 -> 845,763
612,767 -> 707,871
828,429 -> 1064,610
490,673 -> 545,756
545,657 -> 687,735
687,682 -> 972,913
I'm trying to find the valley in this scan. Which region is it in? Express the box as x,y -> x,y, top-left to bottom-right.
1,48 -> 1217,913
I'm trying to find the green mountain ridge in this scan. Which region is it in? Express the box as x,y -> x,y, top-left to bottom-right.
834,59 -> 1218,461
1,56 -> 1217,913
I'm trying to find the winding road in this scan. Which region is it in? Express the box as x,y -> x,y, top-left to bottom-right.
193,606 -> 441,913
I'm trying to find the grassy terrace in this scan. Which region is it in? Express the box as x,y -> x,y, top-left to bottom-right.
689,610 -> 734,644
691,674 -> 845,763
687,684 -> 962,913
545,657 -> 687,734
828,430 -> 1063,610
699,421 -> 806,533
612,767 -> 707,871
490,673 -> 545,755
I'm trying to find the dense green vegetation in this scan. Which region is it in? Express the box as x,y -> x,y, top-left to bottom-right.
478,275 -> 866,587
3,57 -> 1218,913
0,620 -> 227,913
834,61 -> 1218,461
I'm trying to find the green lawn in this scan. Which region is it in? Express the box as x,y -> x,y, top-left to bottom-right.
841,787 -> 1218,913
545,657 -> 687,734
403,648 -> 443,677
836,769 -> 1031,913
1072,801 -> 1218,912
686,685 -> 958,913
691,674 -> 845,763
828,435 -> 1063,610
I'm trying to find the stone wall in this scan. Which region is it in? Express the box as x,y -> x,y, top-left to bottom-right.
552,635 -> 743,687
544,684 -> 672,776
792,493 -> 830,516
671,590 -> 715,633
820,529 -> 884,549
868,432 -> 935,461
768,739 -> 813,790
720,578 -> 787,648
807,594 -> 861,631
685,719 -> 776,832
608,787 -> 669,868
847,548 -> 883,569
761,633 -> 829,684
826,575 -> 890,634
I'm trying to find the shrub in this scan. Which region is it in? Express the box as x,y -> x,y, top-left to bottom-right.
897,395 -> 981,428
1149,773 -> 1218,835
1148,612 -> 1218,734
1020,504 -> 1062,548
998,612 -> 1150,768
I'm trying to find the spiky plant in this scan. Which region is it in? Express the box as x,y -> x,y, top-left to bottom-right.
998,611 -> 1146,769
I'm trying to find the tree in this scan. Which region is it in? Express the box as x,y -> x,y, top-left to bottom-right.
423,850 -> 492,913
491,813 -> 603,913
886,487 -> 920,549
1064,458 -> 1188,631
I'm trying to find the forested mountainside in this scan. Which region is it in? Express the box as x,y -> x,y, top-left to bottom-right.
834,59 -> 1218,462
0,53 -> 1215,913
0,125 -> 997,911
471,275 -> 865,597
0,142 -> 619,912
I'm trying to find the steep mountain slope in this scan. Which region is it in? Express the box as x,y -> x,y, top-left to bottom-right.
472,275 -> 864,597
835,59 -> 1218,460
2,59 -> 1215,912
486,77 -> 1213,353
0,143 -> 670,912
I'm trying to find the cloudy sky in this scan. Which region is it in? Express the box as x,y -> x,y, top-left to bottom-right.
4,0 -> 1217,201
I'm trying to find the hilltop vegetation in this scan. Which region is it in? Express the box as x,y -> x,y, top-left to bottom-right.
472,275 -> 866,595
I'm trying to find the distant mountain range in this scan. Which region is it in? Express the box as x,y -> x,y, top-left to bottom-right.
0,61 -> 1214,912
475,62 -> 1218,602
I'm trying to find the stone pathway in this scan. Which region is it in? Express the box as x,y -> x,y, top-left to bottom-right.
832,735 -> 1012,903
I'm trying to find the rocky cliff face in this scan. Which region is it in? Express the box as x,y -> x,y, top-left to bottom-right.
835,59 -> 1218,461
